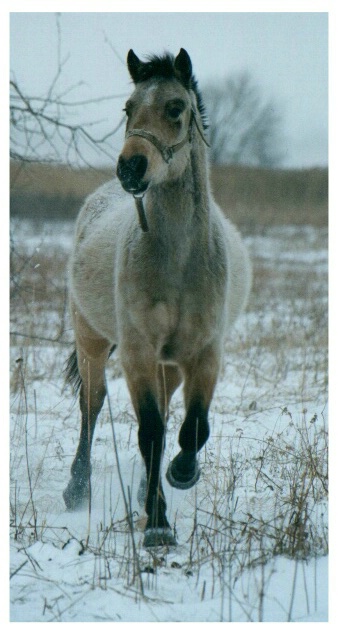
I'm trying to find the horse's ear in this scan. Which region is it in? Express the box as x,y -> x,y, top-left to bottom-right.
174,48 -> 193,85
127,49 -> 143,83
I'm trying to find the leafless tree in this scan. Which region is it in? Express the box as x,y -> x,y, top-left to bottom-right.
203,72 -> 284,167
10,13 -> 127,169
10,76 -> 127,168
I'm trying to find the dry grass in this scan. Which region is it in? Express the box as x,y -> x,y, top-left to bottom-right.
10,161 -> 111,197
10,160 -> 328,228
211,164 -> 328,228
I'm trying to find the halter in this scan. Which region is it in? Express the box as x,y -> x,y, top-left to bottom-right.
126,109 -> 210,232
126,126 -> 192,165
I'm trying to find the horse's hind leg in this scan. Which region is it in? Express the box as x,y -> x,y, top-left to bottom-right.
166,344 -> 220,489
63,306 -> 111,510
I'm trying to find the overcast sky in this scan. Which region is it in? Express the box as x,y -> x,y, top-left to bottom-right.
10,11 -> 328,169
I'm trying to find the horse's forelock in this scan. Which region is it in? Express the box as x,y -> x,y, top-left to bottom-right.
142,53 -> 179,84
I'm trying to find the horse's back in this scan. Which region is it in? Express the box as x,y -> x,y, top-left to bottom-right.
69,179 -> 133,342
213,202 -> 251,329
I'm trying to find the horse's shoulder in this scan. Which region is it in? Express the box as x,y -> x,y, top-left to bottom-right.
74,178 -> 132,239
80,178 -> 123,215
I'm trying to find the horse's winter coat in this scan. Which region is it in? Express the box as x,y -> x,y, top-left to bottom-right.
64,48 -> 252,547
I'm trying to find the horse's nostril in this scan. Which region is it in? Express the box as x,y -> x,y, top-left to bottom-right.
117,154 -> 148,181
116,156 -> 126,182
129,154 -> 148,179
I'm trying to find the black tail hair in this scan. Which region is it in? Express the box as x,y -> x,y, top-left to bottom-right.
64,345 -> 117,395
64,349 -> 82,394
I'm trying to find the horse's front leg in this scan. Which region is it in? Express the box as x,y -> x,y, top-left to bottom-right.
121,339 -> 176,548
166,344 -> 220,489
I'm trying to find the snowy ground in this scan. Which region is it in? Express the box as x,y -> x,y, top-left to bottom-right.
10,219 -> 328,622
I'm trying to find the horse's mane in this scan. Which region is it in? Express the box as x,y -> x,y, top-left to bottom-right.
138,52 -> 208,131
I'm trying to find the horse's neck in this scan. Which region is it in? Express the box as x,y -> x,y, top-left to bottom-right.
145,138 -> 211,243
190,132 -> 211,215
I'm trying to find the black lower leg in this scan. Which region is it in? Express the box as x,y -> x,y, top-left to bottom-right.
166,401 -> 209,489
179,400 -> 210,452
138,392 -> 169,531
63,384 -> 106,509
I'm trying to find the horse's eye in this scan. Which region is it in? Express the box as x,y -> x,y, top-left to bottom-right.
167,106 -> 183,120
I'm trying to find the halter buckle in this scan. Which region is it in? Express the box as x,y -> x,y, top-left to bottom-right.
162,147 -> 174,164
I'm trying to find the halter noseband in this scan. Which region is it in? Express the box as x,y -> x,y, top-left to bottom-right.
125,109 -> 210,165
125,127 -> 192,165
126,109 -> 210,232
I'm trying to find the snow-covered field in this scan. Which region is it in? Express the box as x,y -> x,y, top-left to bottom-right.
10,219 -> 328,622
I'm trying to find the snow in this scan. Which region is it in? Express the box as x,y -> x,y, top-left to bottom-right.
9,220 -> 328,622
10,540 -> 327,622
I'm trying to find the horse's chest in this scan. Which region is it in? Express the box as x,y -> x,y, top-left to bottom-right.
122,280 -> 222,360
119,237 -> 226,355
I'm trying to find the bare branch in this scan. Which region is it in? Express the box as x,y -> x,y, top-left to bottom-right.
10,46 -> 126,168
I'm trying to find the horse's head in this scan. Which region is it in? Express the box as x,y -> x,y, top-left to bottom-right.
117,49 -> 201,195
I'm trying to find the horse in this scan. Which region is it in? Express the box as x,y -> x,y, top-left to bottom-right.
63,48 -> 252,548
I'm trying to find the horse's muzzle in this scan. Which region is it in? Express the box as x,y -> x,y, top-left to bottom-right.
116,154 -> 149,194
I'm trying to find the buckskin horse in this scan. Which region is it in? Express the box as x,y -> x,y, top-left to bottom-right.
63,48 -> 252,547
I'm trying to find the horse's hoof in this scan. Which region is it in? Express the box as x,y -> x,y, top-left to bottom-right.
166,452 -> 200,490
143,527 -> 177,548
63,478 -> 89,510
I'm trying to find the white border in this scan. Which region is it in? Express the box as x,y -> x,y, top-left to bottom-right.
3,1 -> 335,629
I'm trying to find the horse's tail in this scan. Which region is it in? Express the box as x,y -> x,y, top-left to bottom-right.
64,345 -> 117,394
64,348 -> 82,394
